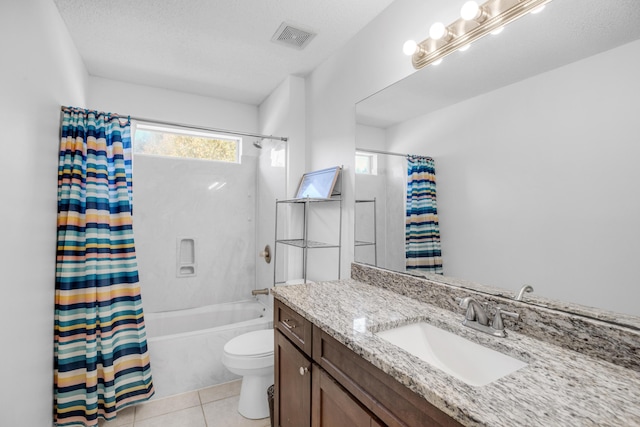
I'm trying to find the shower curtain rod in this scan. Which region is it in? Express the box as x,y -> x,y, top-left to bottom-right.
60,106 -> 288,142
356,147 -> 408,157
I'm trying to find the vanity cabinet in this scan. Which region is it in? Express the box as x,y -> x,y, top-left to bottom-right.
274,299 -> 463,427
275,329 -> 311,427
312,367 -> 383,427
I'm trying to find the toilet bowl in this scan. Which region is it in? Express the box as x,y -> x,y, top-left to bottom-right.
222,328 -> 274,419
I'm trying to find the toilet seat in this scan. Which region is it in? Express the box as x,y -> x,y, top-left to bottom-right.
223,329 -> 273,358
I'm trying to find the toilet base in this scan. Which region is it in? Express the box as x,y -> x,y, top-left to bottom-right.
238,372 -> 273,419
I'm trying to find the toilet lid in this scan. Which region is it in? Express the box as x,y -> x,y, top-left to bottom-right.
224,329 -> 274,357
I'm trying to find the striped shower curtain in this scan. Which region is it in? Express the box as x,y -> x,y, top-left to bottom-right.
405,155 -> 443,274
54,108 -> 154,426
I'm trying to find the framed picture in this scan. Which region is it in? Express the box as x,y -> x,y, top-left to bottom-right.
295,166 -> 342,199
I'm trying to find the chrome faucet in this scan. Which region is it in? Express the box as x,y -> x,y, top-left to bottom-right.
458,297 -> 490,326
514,285 -> 534,301
456,296 -> 519,338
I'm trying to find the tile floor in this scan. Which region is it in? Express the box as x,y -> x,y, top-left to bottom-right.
98,380 -> 271,427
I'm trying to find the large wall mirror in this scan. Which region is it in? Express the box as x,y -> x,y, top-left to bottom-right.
355,0 -> 640,320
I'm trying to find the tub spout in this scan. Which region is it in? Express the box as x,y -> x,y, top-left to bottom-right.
251,288 -> 270,296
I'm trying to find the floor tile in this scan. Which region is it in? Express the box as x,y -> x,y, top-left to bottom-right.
203,395 -> 269,427
135,391 -> 200,421
134,406 -> 206,427
98,405 -> 135,426
198,379 -> 242,404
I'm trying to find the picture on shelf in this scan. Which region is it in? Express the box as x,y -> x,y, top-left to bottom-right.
295,166 -> 342,199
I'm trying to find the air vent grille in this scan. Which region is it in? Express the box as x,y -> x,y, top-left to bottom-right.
271,22 -> 316,50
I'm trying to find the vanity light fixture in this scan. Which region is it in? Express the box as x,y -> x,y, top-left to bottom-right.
404,0 -> 552,69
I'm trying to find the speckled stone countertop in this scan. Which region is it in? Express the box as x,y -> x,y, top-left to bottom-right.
272,279 -> 640,427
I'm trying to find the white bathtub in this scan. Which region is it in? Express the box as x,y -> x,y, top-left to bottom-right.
145,299 -> 273,399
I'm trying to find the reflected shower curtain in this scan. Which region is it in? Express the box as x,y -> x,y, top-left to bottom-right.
405,155 -> 443,274
54,108 -> 154,426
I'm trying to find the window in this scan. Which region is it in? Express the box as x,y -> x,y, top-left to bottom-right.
355,152 -> 378,175
133,123 -> 241,163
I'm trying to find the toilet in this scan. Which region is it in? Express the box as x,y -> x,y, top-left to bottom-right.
222,328 -> 274,419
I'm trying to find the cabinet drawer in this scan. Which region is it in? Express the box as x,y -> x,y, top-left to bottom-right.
275,299 -> 313,356
313,325 -> 463,427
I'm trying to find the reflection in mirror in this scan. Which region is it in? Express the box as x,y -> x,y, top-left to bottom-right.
355,0 -> 640,319
354,149 -> 406,271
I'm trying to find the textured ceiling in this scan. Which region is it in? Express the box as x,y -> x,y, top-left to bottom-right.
53,0 -> 396,105
357,0 -> 640,128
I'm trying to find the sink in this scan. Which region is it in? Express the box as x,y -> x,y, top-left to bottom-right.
375,322 -> 527,387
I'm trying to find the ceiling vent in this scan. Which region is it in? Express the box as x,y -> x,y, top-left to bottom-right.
271,22 -> 316,50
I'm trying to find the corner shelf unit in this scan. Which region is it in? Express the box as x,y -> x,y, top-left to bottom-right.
273,196 -> 342,285
354,198 -> 377,266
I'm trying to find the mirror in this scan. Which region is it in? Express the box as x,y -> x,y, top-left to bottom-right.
355,0 -> 640,319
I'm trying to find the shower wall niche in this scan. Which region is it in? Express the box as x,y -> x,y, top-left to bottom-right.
133,154 -> 259,313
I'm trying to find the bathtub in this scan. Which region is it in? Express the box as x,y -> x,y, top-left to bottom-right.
145,299 -> 273,399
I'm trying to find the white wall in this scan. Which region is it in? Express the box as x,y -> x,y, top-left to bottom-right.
0,1 -> 88,425
306,0 -> 428,279
256,76 -> 305,290
384,40 -> 640,315
89,76 -> 258,132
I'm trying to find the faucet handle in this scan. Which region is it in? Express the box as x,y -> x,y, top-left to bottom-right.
492,306 -> 519,331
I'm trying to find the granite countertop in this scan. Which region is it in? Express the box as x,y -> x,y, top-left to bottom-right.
272,279 -> 640,427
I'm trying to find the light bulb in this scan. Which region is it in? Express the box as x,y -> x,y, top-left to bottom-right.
432,58 -> 443,66
403,40 -> 418,56
460,1 -> 480,20
429,22 -> 446,40
491,26 -> 504,35
458,44 -> 471,52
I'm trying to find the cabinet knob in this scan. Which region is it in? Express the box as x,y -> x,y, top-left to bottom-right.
299,366 -> 309,376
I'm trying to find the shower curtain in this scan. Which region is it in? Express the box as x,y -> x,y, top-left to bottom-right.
405,155 -> 443,274
54,108 -> 154,426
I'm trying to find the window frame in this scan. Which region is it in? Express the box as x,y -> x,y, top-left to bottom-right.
133,122 -> 243,164
355,151 -> 378,175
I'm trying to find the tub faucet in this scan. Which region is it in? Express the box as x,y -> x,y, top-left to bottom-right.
515,285 -> 534,301
251,288 -> 270,296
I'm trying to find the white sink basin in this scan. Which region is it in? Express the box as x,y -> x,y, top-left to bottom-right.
375,322 -> 527,387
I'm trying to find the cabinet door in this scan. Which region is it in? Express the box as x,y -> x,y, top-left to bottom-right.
275,330 -> 312,427
312,366 -> 381,427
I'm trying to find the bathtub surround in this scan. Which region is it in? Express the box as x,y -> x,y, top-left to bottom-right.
133,154 -> 259,313
55,109 -> 154,426
272,275 -> 640,425
145,300 -> 272,399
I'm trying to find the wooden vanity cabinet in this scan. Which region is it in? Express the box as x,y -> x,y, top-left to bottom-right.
312,366 -> 383,427
275,329 -> 312,427
313,326 -> 463,427
275,299 -> 313,427
274,299 -> 462,427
